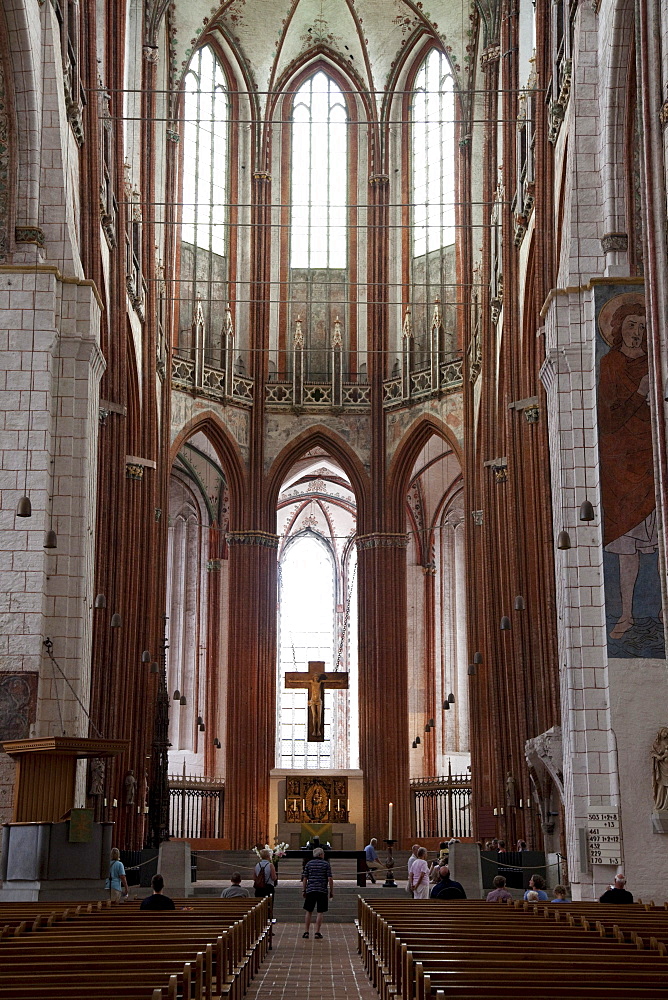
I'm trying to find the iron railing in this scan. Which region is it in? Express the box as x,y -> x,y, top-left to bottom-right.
411,771 -> 472,840
168,773 -> 225,840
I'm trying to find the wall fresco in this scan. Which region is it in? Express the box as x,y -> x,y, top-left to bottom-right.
596,285 -> 664,658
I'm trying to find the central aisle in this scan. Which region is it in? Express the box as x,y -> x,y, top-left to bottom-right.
245,923 -> 379,999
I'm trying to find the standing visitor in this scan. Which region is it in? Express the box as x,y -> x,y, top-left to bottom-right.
253,848 -> 277,900
364,837 -> 381,883
302,847 -> 334,939
105,847 -> 128,902
409,847 -> 430,899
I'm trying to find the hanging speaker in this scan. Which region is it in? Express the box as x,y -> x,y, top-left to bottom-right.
44,530 -> 57,549
514,595 -> 525,611
557,530 -> 572,550
579,500 -> 595,522
16,496 -> 32,517
142,651 -> 151,663
500,616 -> 511,631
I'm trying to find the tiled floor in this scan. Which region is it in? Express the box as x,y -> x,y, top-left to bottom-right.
246,922 -> 379,999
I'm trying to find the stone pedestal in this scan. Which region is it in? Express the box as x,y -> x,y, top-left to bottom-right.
449,842 -> 484,899
158,839 -> 193,897
0,820 -> 113,901
652,811 -> 668,834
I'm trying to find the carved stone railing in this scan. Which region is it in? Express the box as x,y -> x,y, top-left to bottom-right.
383,353 -> 463,408
265,377 -> 370,410
171,354 -> 254,407
173,352 -> 462,411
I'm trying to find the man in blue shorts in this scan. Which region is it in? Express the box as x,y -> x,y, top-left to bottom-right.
302,847 -> 334,939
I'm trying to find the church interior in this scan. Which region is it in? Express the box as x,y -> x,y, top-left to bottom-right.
2,0 -> 668,953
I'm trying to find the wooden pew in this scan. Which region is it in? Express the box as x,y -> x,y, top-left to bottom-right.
357,899 -> 668,1000
0,896 -> 270,999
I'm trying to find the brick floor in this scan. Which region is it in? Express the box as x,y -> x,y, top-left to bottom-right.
246,922 -> 379,999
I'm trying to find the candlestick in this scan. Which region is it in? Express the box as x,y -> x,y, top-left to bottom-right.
388,802 -> 393,840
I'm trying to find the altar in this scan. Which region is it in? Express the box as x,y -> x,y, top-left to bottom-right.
270,769 -> 363,850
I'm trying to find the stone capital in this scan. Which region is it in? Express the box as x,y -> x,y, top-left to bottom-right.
356,532 -> 408,550
225,530 -> 279,549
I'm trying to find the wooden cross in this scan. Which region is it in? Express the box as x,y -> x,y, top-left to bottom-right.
284,661 -> 349,742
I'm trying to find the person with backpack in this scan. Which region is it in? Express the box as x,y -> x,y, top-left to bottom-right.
253,848 -> 277,899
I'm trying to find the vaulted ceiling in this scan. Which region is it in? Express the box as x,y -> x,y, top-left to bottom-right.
156,0 -> 500,109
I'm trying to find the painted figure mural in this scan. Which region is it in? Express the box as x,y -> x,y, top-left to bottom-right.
597,289 -> 664,657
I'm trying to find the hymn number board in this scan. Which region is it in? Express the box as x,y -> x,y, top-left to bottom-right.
587,810 -> 621,866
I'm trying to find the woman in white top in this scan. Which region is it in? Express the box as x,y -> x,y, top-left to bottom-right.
409,847 -> 430,899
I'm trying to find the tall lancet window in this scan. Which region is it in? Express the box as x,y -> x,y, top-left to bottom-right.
412,50 -> 455,257
288,71 -> 348,382
178,46 -> 230,367
410,50 -> 457,364
291,71 -> 347,268
182,45 -> 228,255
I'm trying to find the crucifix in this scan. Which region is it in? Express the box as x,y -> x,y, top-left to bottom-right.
284,661 -> 349,742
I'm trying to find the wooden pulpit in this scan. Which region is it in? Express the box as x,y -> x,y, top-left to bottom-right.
2,737 -> 129,823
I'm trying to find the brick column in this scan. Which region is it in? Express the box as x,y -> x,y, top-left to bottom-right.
357,533 -> 410,845
224,530 -> 278,849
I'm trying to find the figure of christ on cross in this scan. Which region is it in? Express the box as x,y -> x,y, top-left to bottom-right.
284,661 -> 349,742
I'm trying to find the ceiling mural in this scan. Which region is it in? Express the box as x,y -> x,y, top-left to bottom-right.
155,0 -> 493,111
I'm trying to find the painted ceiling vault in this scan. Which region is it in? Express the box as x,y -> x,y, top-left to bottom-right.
155,0 -> 499,113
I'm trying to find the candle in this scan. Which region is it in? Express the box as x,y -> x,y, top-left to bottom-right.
388,802 -> 393,840
337,798 -> 340,811
284,798 -> 287,813
328,798 -> 331,810
302,798 -> 305,811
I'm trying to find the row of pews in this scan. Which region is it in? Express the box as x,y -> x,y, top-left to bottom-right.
0,895 -> 271,999
357,897 -> 668,999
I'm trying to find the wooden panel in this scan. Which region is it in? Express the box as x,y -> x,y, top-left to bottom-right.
14,754 -> 76,823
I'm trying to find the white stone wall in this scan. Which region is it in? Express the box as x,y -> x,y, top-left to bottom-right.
541,0 -> 668,899
0,1 -> 104,822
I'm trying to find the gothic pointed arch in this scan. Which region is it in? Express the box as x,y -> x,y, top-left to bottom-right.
267,424 -> 370,529
387,414 -> 462,530
170,411 -> 247,522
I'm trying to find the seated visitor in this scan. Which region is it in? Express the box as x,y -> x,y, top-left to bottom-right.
222,873 -> 250,898
525,890 -> 539,902
599,873 -> 634,904
430,865 -> 466,899
550,885 -> 571,902
523,874 -> 548,901
140,873 -> 175,910
486,875 -> 513,902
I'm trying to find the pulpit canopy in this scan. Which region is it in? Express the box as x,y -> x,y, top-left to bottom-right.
2,737 -> 129,823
